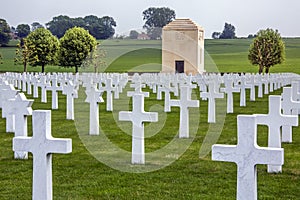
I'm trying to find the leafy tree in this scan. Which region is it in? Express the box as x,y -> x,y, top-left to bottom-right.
31,22 -> 44,31
46,15 -> 75,38
59,27 -> 97,73
129,30 -> 139,39
98,16 -> 116,39
26,28 -> 59,73
212,32 -> 221,39
0,18 -> 11,46
15,38 -> 36,72
219,23 -> 236,39
82,45 -> 106,73
16,24 -> 31,38
142,7 -> 176,39
248,29 -> 285,74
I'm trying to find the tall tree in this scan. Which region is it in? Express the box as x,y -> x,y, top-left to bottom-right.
46,15 -> 75,38
16,24 -> 31,38
98,16 -> 116,39
248,29 -> 285,74
219,23 -> 236,39
0,18 -> 11,46
129,30 -> 139,39
59,27 -> 97,73
31,22 -> 44,31
142,7 -> 176,39
26,28 -> 59,73
15,38 -> 36,72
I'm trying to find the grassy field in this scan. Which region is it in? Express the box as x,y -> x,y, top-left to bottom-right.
0,81 -> 300,199
1,38 -> 300,74
0,39 -> 300,199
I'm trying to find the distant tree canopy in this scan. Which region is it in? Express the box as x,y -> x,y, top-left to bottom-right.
26,28 -> 59,73
0,18 -> 11,46
31,22 -> 44,31
16,24 -> 31,38
129,30 -> 139,39
46,15 -> 116,39
142,7 -> 176,39
212,23 -> 236,39
248,29 -> 285,74
59,27 -> 97,73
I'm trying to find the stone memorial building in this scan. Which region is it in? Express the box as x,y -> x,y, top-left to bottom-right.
162,19 -> 205,74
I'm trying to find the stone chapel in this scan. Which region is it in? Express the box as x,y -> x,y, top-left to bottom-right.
161,19 -> 205,74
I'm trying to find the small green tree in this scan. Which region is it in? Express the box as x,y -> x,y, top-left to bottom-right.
248,29 -> 285,74
26,28 -> 59,73
15,38 -> 36,72
59,27 -> 97,73
82,45 -> 106,73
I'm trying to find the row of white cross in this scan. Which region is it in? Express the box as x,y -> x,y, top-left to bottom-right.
1,72 -> 300,200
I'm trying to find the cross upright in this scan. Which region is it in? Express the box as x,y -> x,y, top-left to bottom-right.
170,86 -> 199,138
1,84 -> 20,133
38,76 -> 50,103
221,78 -> 240,113
13,110 -> 72,200
85,84 -> 104,135
47,74 -> 63,109
281,87 -> 300,143
254,95 -> 298,173
127,81 -> 149,97
62,80 -> 78,120
212,115 -> 284,200
101,78 -> 115,111
119,94 -> 158,164
237,76 -> 251,107
200,80 -> 224,123
3,93 -> 34,159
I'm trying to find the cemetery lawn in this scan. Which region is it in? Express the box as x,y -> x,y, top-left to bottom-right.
0,85 -> 300,199
1,38 -> 300,73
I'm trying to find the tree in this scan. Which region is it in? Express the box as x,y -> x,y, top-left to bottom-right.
16,24 -> 31,38
212,32 -> 221,39
0,18 -> 11,46
26,28 -> 59,73
142,7 -> 176,39
248,29 -> 285,74
15,38 -> 36,72
129,30 -> 139,39
31,22 -> 44,31
46,15 -> 75,38
59,27 -> 97,73
219,23 -> 236,39
82,45 -> 106,73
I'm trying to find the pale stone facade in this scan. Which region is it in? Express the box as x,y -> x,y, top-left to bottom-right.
162,19 -> 205,74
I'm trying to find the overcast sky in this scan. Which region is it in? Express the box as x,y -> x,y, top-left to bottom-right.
2,0 -> 300,38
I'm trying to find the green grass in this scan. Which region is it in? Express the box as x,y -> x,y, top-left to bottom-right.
2,38 -> 300,74
0,82 -> 300,199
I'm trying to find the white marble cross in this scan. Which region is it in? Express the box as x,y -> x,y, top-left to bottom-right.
62,80 -> 78,120
47,75 -> 63,109
254,95 -> 298,173
221,78 -> 240,113
127,82 -> 149,97
101,78 -> 115,111
237,76 -> 251,107
85,84 -> 104,135
281,87 -> 300,143
2,93 -> 34,159
212,115 -> 284,200
170,86 -> 199,138
1,85 -> 19,132
13,110 -> 72,200
119,94 -> 158,164
38,76 -> 50,103
200,80 -> 224,123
